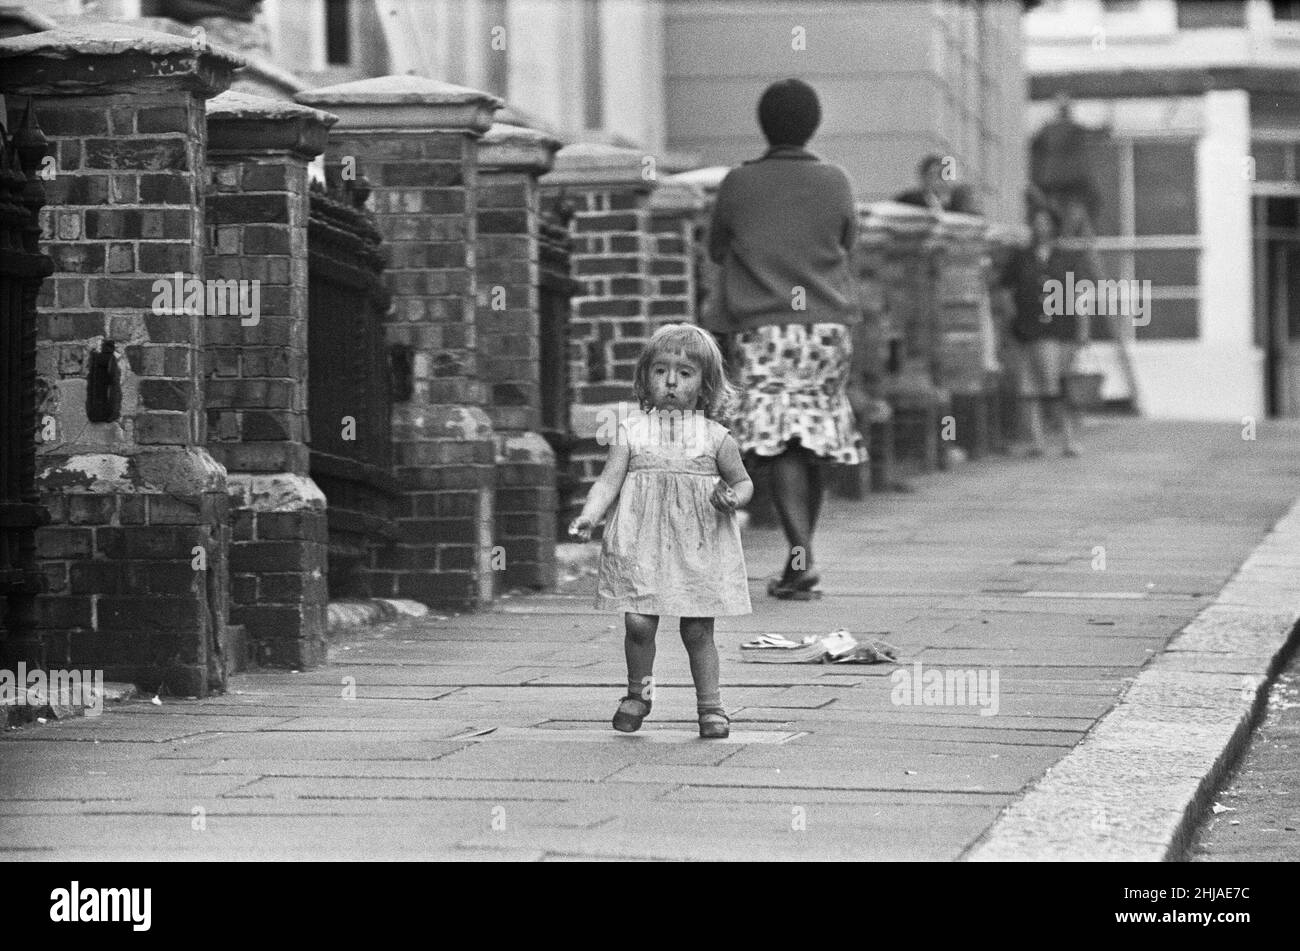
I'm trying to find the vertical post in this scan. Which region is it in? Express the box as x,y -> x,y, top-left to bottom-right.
864,202 -> 950,473
540,143 -> 658,503
478,122 -> 561,591
0,103 -> 56,673
205,90 -> 336,667
0,26 -> 241,696
647,175 -> 704,327
933,211 -> 993,460
296,76 -> 502,610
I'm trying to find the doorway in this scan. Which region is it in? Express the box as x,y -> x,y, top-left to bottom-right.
1255,195 -> 1300,418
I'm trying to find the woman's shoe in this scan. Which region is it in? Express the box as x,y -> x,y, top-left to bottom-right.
698,708 -> 730,739
612,695 -> 651,733
767,572 -> 822,600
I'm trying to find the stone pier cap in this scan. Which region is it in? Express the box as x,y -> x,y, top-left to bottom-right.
479,121 -> 562,173
207,89 -> 337,157
0,23 -> 243,96
540,141 -> 659,192
294,75 -> 502,133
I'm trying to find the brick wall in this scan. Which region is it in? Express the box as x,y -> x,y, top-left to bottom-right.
297,77 -> 503,610
540,144 -> 660,500
0,27 -> 241,695
477,123 -> 561,592
205,90 -> 333,666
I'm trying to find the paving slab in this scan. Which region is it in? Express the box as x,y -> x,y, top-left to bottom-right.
4,419 -> 1299,860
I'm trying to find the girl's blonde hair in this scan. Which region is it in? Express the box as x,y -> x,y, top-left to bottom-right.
633,323 -> 739,422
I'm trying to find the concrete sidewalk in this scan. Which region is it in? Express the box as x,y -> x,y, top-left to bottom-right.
3,419 -> 1299,861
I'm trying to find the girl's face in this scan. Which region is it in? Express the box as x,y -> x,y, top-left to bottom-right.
648,348 -> 704,411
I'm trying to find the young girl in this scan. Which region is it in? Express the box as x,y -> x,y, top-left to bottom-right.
569,324 -> 753,739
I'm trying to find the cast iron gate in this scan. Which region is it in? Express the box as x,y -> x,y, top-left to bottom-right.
306,183 -> 396,596
0,102 -> 53,670
538,206 -> 580,533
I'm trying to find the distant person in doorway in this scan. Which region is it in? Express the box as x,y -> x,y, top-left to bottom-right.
895,153 -> 979,215
1000,205 -> 1094,457
704,78 -> 869,600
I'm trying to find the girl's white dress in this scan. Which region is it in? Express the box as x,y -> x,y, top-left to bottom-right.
595,411 -> 752,617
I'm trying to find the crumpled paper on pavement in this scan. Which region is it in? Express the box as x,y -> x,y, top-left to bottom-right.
740,630 -> 900,664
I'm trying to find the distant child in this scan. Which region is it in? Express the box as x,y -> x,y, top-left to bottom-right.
569,324 -> 753,739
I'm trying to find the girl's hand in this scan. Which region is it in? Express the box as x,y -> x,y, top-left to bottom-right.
710,481 -> 738,513
569,516 -> 594,542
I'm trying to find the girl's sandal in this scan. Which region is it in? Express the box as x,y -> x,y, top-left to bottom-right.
612,696 -> 651,733
698,708 -> 730,739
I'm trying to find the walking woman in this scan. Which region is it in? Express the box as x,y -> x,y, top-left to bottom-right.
704,78 -> 867,600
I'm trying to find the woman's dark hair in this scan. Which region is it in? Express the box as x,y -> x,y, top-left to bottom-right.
757,78 -> 821,147
918,154 -> 946,177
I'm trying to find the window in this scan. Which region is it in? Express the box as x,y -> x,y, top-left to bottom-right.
1082,137 -> 1201,341
1176,0 -> 1246,29
1272,0 -> 1300,22
1252,140 -> 1300,182
1133,141 -> 1197,234
325,0 -> 351,66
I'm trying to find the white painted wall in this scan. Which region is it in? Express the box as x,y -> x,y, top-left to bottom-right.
1138,87 -> 1262,421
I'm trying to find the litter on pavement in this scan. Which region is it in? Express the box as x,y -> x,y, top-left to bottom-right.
740,630 -> 900,664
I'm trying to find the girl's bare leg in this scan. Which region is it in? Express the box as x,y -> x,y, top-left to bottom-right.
680,616 -> 720,712
624,612 -> 658,700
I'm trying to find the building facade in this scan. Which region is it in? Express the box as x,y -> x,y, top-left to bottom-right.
252,0 -> 1027,228
1025,0 -> 1300,419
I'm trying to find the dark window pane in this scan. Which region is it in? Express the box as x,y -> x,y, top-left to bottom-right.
1090,138 -> 1123,236
1095,249 -> 1130,280
1134,142 -> 1198,235
326,0 -> 351,66
1265,198 -> 1299,228
1273,1 -> 1300,22
1252,143 -> 1289,182
1177,0 -> 1246,28
1135,297 -> 1199,339
1133,248 -> 1199,287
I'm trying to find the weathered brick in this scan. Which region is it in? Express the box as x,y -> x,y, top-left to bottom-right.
69,561 -> 127,594
35,595 -> 93,630
67,495 -> 116,526
41,107 -> 110,136
136,106 -> 189,133
231,540 -> 317,573
37,527 -> 93,559
128,561 -> 202,595
138,242 -> 193,273
134,412 -> 191,445
139,378 -> 190,412
255,512 -> 324,541
147,495 -> 204,525
99,597 -> 202,633
208,194 -> 289,225
139,173 -> 192,204
83,138 -> 190,171
96,525 -> 197,560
